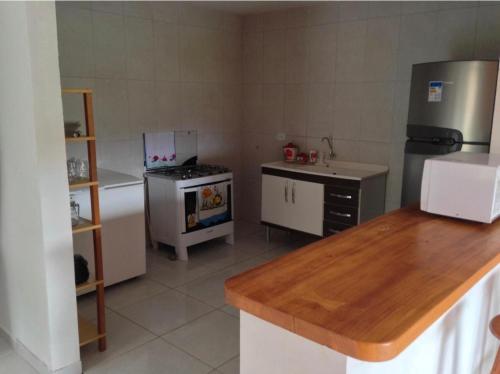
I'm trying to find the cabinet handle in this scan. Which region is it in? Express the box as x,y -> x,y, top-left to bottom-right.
329,211 -> 351,218
284,181 -> 288,202
292,182 -> 296,204
327,228 -> 340,234
329,193 -> 352,200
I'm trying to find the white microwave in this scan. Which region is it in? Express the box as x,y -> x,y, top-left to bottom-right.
420,152 -> 500,223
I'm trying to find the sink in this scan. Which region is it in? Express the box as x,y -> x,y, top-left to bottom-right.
264,161 -> 389,181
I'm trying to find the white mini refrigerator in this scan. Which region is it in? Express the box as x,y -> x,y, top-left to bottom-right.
72,169 -> 146,288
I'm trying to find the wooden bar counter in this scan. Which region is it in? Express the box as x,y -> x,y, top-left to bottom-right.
225,206 -> 500,373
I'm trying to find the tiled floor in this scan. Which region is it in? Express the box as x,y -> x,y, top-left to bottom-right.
0,335 -> 37,374
79,220 -> 316,373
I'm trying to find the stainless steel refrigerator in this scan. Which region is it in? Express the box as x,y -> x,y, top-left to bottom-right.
401,60 -> 499,206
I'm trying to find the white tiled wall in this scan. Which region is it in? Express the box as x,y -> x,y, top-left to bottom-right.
240,1 -> 500,222
56,1 -> 500,224
56,1 -> 243,213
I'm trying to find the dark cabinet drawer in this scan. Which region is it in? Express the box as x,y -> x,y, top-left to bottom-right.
324,204 -> 358,225
324,185 -> 359,207
323,220 -> 353,237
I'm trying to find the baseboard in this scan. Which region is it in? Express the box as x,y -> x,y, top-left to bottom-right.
0,327 -> 82,374
15,341 -> 82,374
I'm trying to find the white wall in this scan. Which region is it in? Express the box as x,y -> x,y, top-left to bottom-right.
240,1 -> 500,222
55,1 -> 244,215
0,2 -> 80,373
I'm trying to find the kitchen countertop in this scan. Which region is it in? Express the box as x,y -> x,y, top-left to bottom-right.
98,168 -> 143,189
224,206 -> 500,361
262,160 -> 388,180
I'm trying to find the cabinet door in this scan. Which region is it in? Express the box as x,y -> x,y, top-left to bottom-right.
288,179 -> 324,236
261,174 -> 289,227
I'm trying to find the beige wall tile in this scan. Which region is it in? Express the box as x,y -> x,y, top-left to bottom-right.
286,7 -> 309,28
284,84 -> 307,136
94,79 -> 130,141
333,82 -> 363,140
338,1 -> 368,22
221,83 -> 242,132
367,2 -> 401,18
261,84 -> 285,134
360,82 -> 394,142
151,1 -> 178,23
396,12 -> 438,81
128,80 -> 157,136
242,84 -> 263,132
125,17 -> 154,80
178,3 -> 223,29
363,16 -> 400,82
433,7 -> 477,60
154,20 -> 179,81
335,20 -> 366,82
223,32 -> 242,84
262,29 -> 286,83
392,80 -> 411,143
307,83 -> 334,138
358,141 -> 390,165
91,1 -> 123,15
332,139 -> 360,162
56,6 -> 94,77
286,28 -> 308,83
307,3 -> 339,26
243,14 -> 263,33
179,26 -> 206,82
262,10 -> 287,31
124,1 -> 153,19
307,24 -> 336,83
243,32 -> 263,83
475,5 -> 500,58
92,12 -> 127,79
155,82 -> 180,130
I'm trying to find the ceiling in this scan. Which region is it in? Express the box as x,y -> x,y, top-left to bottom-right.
190,1 -> 316,15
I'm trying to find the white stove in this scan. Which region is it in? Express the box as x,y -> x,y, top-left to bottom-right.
146,164 -> 234,261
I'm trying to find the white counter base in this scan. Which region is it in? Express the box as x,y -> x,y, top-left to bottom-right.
240,265 -> 500,374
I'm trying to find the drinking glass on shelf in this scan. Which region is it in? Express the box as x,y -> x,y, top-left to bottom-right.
67,158 -> 77,183
77,159 -> 89,180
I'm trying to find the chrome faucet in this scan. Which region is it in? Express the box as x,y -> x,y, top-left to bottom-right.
321,135 -> 335,160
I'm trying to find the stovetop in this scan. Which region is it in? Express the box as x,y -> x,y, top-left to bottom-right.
148,164 -> 231,180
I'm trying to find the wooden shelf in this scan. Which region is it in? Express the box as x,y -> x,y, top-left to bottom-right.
69,180 -> 98,190
72,218 -> 101,234
63,88 -> 92,94
78,316 -> 105,347
64,88 -> 106,352
65,136 -> 96,143
76,279 -> 104,293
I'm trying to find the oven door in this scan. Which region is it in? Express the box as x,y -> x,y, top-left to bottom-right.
181,179 -> 232,233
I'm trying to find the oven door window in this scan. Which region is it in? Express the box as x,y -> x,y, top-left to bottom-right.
183,182 -> 232,233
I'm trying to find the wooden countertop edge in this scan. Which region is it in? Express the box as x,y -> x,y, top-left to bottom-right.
224,250 -> 500,362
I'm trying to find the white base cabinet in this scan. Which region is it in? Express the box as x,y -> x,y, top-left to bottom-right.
261,174 -> 324,236
261,164 -> 387,237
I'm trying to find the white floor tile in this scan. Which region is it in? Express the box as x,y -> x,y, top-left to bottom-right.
0,351 -> 37,374
163,310 -> 239,368
217,356 -> 239,374
234,220 -> 264,239
116,289 -> 214,335
86,338 -> 212,374
105,277 -> 168,310
0,335 -> 12,357
81,310 -> 156,370
177,256 -> 267,308
146,255 -> 214,288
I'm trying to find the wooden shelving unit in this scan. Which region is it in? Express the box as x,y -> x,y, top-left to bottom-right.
63,88 -> 106,352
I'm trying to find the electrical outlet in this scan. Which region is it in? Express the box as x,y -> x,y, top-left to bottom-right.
276,132 -> 286,141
